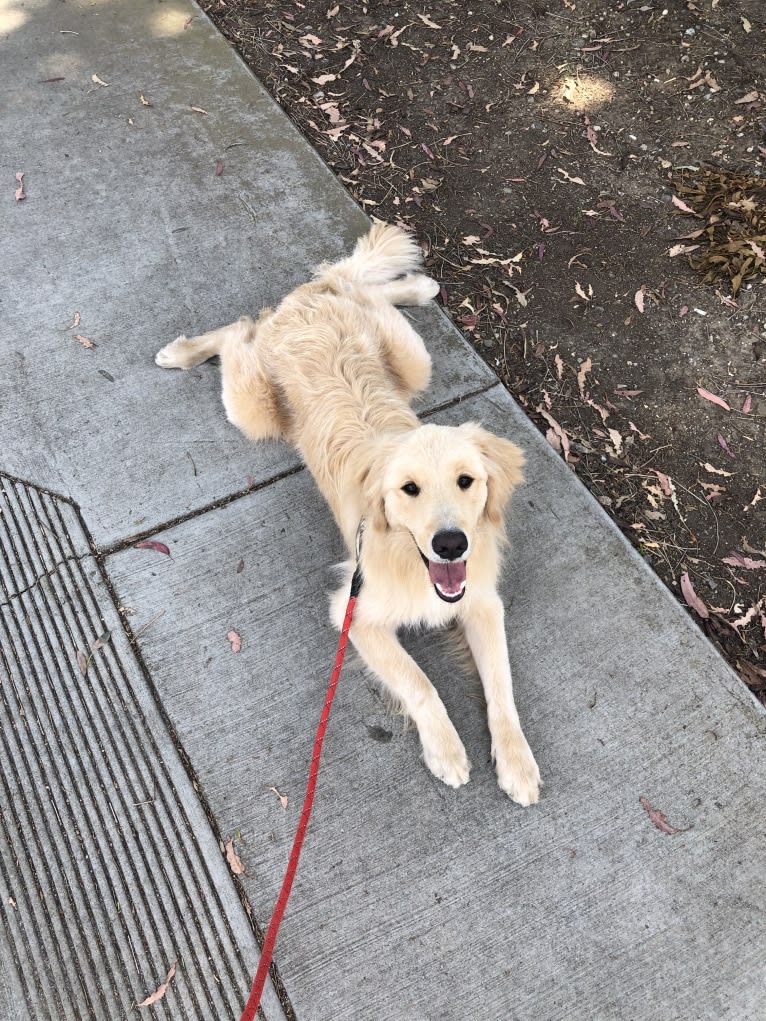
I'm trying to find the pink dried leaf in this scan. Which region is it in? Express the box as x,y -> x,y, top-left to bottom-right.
696,387 -> 730,411
680,572 -> 709,619
215,161 -> 224,176
741,394 -> 752,414
717,434 -> 736,459
76,650 -> 89,677
227,629 -> 242,653
74,334 -> 96,349
639,797 -> 692,835
14,171 -> 25,202
138,961 -> 177,1008
722,553 -> 766,570
634,288 -> 645,313
134,540 -> 171,556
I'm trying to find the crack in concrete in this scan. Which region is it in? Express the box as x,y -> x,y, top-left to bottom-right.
0,551 -> 92,610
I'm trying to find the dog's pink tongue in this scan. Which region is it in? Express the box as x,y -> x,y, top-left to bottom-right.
428,559 -> 466,594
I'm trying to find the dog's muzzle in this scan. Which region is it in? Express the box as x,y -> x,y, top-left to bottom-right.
420,529 -> 468,603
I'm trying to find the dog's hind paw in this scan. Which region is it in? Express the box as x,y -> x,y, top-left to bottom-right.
155,336 -> 197,369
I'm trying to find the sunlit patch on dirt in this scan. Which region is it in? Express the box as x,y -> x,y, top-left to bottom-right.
549,74 -> 616,112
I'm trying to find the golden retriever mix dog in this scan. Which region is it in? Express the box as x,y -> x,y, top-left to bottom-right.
156,223 -> 540,805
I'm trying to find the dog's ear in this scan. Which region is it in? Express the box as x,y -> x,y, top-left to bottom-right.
460,422 -> 525,527
357,438 -> 395,532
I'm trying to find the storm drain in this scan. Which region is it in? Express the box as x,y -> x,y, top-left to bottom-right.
0,473 -> 285,1021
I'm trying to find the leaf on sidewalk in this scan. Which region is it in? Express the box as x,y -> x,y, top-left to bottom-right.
134,540 -> 171,556
138,961 -> 177,1008
639,797 -> 692,835
224,836 -> 245,875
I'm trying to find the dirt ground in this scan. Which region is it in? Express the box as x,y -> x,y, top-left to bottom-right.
199,0 -> 766,700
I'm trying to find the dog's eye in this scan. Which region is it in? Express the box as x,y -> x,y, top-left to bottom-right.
457,475 -> 474,490
401,481 -> 420,497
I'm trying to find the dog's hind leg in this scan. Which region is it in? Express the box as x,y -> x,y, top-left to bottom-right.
375,273 -> 439,307
157,316 -> 286,440
155,317 -> 255,369
372,304 -> 433,397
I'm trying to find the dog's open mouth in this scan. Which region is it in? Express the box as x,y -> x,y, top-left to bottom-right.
426,558 -> 466,603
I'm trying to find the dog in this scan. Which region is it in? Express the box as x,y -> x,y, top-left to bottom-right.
156,223 -> 541,805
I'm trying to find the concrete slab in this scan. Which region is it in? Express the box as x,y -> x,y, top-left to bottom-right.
1,0 -> 493,550
107,385 -> 766,1021
0,471 -> 288,1019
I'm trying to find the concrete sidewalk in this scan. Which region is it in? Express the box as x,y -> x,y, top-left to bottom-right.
2,1 -> 764,1019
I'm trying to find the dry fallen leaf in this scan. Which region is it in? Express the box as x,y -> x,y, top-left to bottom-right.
634,288 -> 645,313
741,394 -> 752,415
76,650 -> 89,677
134,540 -> 171,556
722,552 -> 766,570
537,406 -> 571,462
91,630 -> 111,651
224,836 -> 245,875
91,73 -> 109,87
577,357 -> 592,397
680,572 -> 709,619
671,194 -> 697,214
269,786 -> 289,810
64,311 -> 81,331
189,105 -> 207,115
734,90 -> 759,105
73,334 -> 96,349
701,462 -> 733,477
138,961 -> 177,1008
668,243 -> 700,257
696,387 -> 730,411
227,629 -> 242,653
556,167 -> 585,185
417,13 -> 441,28
14,171 -> 25,202
215,161 -> 224,176
717,434 -> 736,459
139,94 -> 151,107
639,797 -> 692,835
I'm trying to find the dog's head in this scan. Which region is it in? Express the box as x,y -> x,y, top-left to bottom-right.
361,422 -> 524,603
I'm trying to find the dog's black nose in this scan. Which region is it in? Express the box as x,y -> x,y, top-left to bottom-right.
431,529 -> 468,561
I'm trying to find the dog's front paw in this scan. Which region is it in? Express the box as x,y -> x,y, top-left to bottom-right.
155,336 -> 190,369
493,727 -> 541,806
421,720 -> 471,789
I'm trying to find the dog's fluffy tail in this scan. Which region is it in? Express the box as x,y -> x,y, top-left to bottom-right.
316,222 -> 423,286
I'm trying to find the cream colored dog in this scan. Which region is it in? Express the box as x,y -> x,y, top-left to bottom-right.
156,224 -> 540,805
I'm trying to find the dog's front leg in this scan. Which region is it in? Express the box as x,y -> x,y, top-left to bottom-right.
349,620 -> 471,789
462,595 -> 541,805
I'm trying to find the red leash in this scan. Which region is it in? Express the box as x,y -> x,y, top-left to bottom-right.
239,563 -> 362,1021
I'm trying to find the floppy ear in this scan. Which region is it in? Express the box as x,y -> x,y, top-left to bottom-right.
460,422 -> 525,528
357,437 -> 396,532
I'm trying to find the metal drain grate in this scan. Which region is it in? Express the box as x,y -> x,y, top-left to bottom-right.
0,473 -> 284,1020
